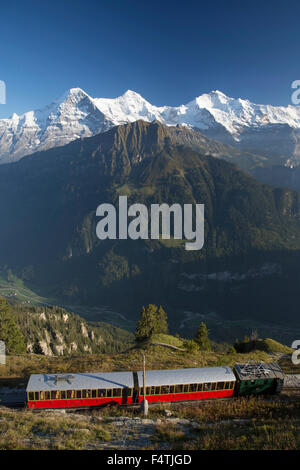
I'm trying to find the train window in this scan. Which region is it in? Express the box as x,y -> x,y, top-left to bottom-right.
190,384 -> 197,392
39,392 -> 44,400
161,385 -> 169,394
217,382 -> 224,390
82,390 -> 87,398
51,391 -> 56,400
146,387 -> 150,395
113,388 -> 121,397
169,385 -> 175,394
211,383 -> 217,391
107,389 -> 112,398
203,383 -> 211,391
155,386 -> 160,395
98,389 -> 106,398
175,385 -> 183,393
87,390 -> 92,398
183,384 -> 189,393
76,390 -> 81,399
34,391 -> 40,401
28,392 -> 34,401
149,386 -> 155,395
61,391 -> 66,400
225,382 -> 230,389
45,391 -> 50,400
66,390 -> 72,399
197,383 -> 203,392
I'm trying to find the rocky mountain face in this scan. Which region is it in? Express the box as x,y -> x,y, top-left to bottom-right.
11,304 -> 134,356
1,121 -> 300,331
1,88 -> 300,170
0,88 -> 110,164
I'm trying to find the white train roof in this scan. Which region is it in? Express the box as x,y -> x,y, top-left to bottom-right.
137,367 -> 235,387
26,371 -> 134,392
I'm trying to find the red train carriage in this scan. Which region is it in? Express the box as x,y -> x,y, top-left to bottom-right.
136,367 -> 236,403
26,366 -> 236,409
26,371 -> 134,409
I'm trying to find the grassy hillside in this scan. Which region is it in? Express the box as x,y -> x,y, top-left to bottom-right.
258,338 -> 292,354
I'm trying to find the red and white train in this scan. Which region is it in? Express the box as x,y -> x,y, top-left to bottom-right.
26,366 -> 236,409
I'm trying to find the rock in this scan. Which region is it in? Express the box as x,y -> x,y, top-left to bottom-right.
81,323 -> 89,338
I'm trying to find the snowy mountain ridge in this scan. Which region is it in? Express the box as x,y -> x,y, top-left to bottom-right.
1,87 -> 300,164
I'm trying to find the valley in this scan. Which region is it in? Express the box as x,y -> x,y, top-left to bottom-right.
1,120 -> 300,345
0,267 -> 299,346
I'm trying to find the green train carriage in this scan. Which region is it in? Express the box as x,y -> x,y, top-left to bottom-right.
233,362 -> 284,396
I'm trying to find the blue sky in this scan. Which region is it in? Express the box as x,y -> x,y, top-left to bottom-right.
0,0 -> 299,118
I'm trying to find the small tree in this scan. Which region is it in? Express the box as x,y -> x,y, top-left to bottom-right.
194,322 -> 211,351
0,298 -> 26,354
157,306 -> 168,335
135,304 -> 168,342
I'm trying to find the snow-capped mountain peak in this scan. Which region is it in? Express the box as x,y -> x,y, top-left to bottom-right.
58,87 -> 88,100
93,89 -> 162,125
122,89 -> 144,99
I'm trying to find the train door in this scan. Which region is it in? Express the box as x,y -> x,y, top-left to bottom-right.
132,371 -> 139,404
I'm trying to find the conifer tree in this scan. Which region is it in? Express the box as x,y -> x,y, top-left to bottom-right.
194,322 -> 211,351
0,298 -> 26,354
157,306 -> 168,335
135,304 -> 168,342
